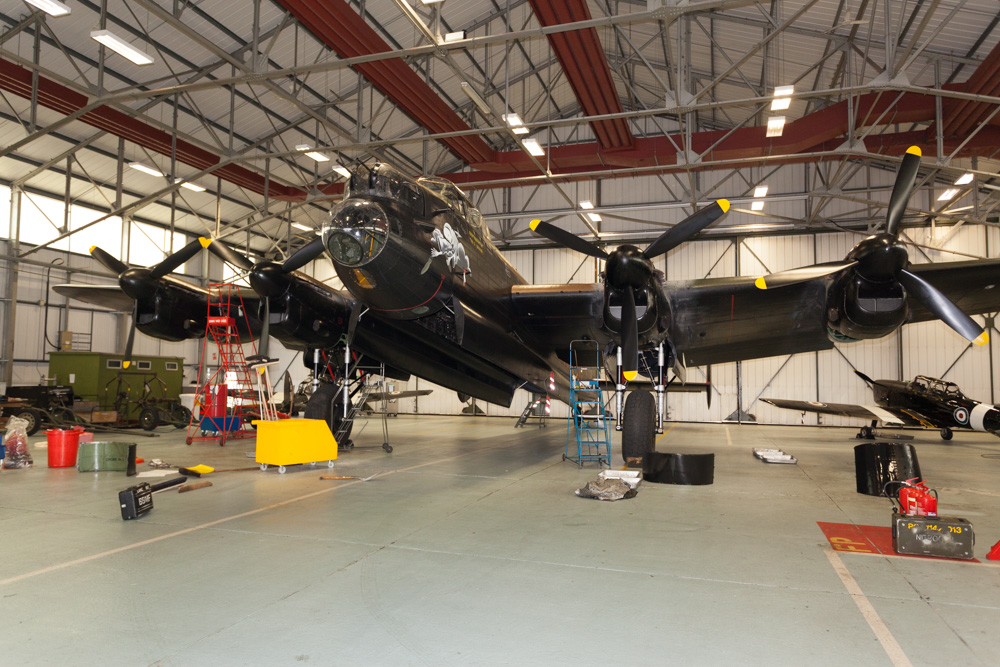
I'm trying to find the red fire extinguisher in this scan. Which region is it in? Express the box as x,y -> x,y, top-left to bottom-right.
897,478 -> 938,517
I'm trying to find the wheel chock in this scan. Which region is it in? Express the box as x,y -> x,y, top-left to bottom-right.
987,538 -> 1000,561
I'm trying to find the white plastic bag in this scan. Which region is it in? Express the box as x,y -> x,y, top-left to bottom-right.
2,415 -> 33,468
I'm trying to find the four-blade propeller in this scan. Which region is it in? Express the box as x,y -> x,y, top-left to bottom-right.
530,199 -> 730,380
90,238 -> 207,368
753,146 -> 987,347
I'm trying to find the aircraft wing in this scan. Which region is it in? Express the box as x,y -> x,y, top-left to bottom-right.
761,398 -> 913,425
52,283 -> 133,312
665,276 -> 833,367
510,283 -> 608,349
363,389 -> 433,402
907,259 -> 1000,321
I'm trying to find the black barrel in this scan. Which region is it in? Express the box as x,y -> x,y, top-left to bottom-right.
643,452 -> 715,485
853,442 -> 921,496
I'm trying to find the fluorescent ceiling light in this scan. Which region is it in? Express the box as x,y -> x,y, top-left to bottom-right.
753,185 -> 768,198
766,116 -> 786,137
291,223 -> 312,232
332,165 -> 352,179
522,138 -> 545,156
460,82 -> 491,116
444,31 -> 465,42
24,0 -> 71,17
296,144 -> 329,162
91,30 -> 154,65
770,85 -> 794,111
955,173 -> 974,185
175,179 -> 206,192
129,162 -> 163,177
420,0 -> 445,4
751,200 -> 765,211
937,188 -> 959,201
587,212 -> 602,223
579,200 -> 594,210
504,113 -> 529,135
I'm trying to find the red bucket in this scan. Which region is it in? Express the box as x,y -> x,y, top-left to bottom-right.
46,429 -> 81,468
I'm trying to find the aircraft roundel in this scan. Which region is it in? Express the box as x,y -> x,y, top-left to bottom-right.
808,401 -> 826,407
953,407 -> 969,424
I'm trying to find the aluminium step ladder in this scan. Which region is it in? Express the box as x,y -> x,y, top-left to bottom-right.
563,340 -> 611,467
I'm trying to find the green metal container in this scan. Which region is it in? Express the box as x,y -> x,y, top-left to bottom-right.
77,441 -> 135,472
48,351 -> 185,420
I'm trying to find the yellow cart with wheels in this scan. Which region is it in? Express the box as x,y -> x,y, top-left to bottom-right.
253,419 -> 337,474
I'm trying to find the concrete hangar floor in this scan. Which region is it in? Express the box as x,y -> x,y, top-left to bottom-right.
2,416 -> 999,666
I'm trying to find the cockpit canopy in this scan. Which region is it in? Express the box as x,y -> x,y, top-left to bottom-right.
912,375 -> 964,398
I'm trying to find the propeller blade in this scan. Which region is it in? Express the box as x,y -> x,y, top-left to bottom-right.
754,260 -> 858,290
898,269 -> 988,345
529,219 -> 608,259
854,370 -> 876,386
149,238 -> 206,279
706,365 -> 712,410
90,246 -> 129,275
453,295 -> 465,346
201,237 -> 255,272
282,237 -> 326,273
643,199 -> 730,259
123,302 -> 137,369
885,146 -> 922,238
621,288 -> 638,382
258,297 -> 270,358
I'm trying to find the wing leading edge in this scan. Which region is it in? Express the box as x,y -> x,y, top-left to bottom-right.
761,398 -> 913,426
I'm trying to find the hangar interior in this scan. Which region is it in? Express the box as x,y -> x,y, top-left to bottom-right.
2,1 -> 1000,664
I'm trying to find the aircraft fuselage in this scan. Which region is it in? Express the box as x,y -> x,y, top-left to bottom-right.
873,376 -> 1000,434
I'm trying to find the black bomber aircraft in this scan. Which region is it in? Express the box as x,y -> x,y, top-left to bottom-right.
763,370 -> 1000,441
54,146 -> 1000,461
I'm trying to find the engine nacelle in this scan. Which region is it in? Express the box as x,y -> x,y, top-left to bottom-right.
266,296 -> 345,350
135,292 -> 206,342
826,273 -> 908,341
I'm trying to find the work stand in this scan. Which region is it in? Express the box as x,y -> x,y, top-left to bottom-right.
563,340 -> 611,467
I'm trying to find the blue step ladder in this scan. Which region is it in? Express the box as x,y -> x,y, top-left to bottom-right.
563,340 -> 611,467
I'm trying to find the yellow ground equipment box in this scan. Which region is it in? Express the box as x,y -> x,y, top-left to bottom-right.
253,419 -> 337,474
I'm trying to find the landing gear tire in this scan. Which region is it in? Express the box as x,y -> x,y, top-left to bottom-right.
171,405 -> 192,429
14,409 -> 40,436
305,382 -> 353,443
621,390 -> 656,464
858,426 -> 874,439
940,427 -> 953,441
382,442 -> 393,453
139,407 -> 160,431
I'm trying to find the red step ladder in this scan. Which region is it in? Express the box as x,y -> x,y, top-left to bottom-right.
185,283 -> 260,446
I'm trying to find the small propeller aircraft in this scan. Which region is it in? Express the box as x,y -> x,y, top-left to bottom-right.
55,146 -> 1000,462
763,370 -> 1000,441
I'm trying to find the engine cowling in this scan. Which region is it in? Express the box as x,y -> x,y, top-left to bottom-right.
826,272 -> 908,341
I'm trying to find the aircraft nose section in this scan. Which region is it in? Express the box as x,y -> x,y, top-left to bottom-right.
323,200 -> 390,267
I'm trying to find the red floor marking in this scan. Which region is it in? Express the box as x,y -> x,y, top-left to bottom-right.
817,522 -> 980,563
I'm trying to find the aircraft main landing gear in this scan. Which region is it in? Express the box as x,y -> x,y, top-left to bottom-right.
621,390 -> 656,464
940,427 -> 953,441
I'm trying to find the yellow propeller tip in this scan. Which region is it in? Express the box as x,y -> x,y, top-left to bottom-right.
199,237 -> 212,248
717,198 -> 730,213
623,370 -> 638,382
754,276 -> 768,290
89,246 -> 96,253
122,361 -> 131,369
974,331 -> 989,346
906,146 -> 922,157
529,219 -> 541,231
